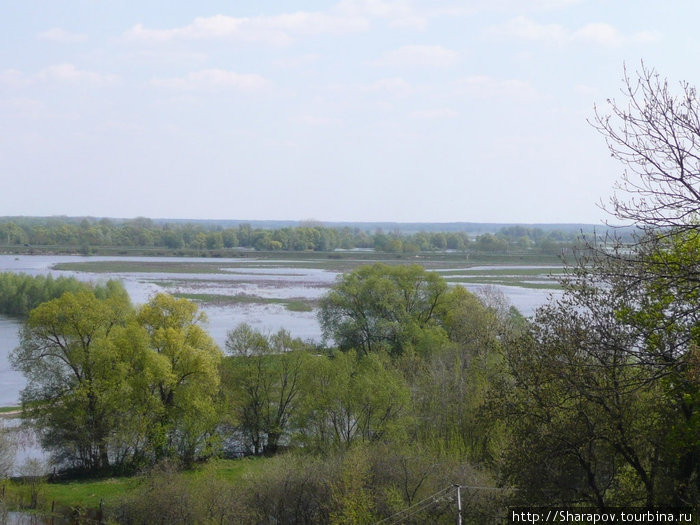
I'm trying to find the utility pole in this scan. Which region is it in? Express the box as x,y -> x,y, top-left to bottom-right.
455,484 -> 462,525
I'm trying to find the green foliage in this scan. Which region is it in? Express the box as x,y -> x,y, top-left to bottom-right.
295,350 -> 410,451
318,264 -> 450,356
499,231 -> 700,508
112,460 -> 249,524
136,294 -> 223,466
11,286 -> 133,472
222,324 -> 312,455
11,290 -> 222,473
0,216 -> 585,254
0,423 -> 15,480
0,272 -> 99,317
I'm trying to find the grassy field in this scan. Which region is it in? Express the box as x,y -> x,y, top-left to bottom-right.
52,251 -> 565,292
174,292 -> 315,311
52,250 -> 563,271
3,457 -> 270,514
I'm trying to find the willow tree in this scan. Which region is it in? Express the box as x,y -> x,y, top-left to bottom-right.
12,289 -> 222,472
137,294 -> 222,465
11,285 -> 132,472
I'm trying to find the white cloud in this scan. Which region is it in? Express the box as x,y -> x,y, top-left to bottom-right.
274,53 -> 321,68
37,28 -> 87,43
361,77 -> 413,94
410,108 -> 458,119
0,69 -> 30,88
335,0 -> 427,29
572,24 -> 661,46
371,45 -> 458,68
297,115 -> 342,126
488,16 -> 661,46
1,65 -> 117,87
454,75 -> 537,100
124,49 -> 209,64
149,69 -> 269,92
489,16 -> 566,43
39,64 -> 118,86
433,0 -> 581,16
124,12 -> 369,46
0,97 -> 45,118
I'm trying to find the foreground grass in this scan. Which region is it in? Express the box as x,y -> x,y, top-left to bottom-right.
3,457 -> 269,512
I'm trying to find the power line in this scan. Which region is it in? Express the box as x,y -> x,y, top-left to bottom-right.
374,485 -> 454,525
374,484 -> 515,525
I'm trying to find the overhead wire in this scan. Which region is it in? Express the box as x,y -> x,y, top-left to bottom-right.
374,485 -> 454,525
374,484 -> 516,525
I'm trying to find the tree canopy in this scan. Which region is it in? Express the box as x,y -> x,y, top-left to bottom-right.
11,289 -> 222,472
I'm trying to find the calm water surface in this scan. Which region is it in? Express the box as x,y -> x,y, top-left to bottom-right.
0,254 -> 561,476
0,254 -> 559,409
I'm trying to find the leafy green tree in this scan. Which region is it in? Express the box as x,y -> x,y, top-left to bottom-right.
221,228 -> 239,248
11,289 -> 221,472
0,273 -> 96,317
411,286 -> 511,461
136,294 -> 222,465
223,324 -> 312,455
11,286 -> 132,471
318,264 -> 449,357
295,351 -> 409,450
494,65 -> 700,508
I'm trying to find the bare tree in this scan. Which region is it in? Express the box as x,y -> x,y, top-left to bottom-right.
591,63 -> 700,232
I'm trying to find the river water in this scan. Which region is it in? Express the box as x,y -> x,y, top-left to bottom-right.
0,254 -> 563,477
0,254 -> 561,408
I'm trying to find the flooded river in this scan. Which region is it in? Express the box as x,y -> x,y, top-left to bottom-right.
0,254 -> 561,408
0,253 -> 562,476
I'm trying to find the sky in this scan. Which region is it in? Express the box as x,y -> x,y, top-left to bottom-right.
1,0 -> 699,224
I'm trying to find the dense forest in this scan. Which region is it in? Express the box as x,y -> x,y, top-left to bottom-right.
0,216 -> 593,255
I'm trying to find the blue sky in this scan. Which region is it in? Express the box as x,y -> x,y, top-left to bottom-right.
1,0 -> 698,223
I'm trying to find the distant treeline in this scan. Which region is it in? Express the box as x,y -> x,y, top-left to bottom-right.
0,217 -> 597,254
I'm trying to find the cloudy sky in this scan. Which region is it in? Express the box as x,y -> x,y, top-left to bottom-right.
1,1 -> 697,223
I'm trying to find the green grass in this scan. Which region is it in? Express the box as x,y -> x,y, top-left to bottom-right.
52,251 -> 564,273
444,277 -> 562,290
51,252 -> 566,292
0,406 -> 19,414
173,292 -> 315,312
3,457 -> 271,514
53,261 -> 227,274
181,457 -> 269,483
285,300 -> 313,312
5,476 -> 138,510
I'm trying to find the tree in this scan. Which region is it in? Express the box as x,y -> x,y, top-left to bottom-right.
136,294 -> 222,465
11,289 -> 222,472
498,65 -> 700,508
0,423 -> 15,480
318,264 -> 450,357
412,286 -> 512,461
222,324 -> 311,455
11,286 -> 132,471
592,63 -> 700,232
295,350 -> 410,450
